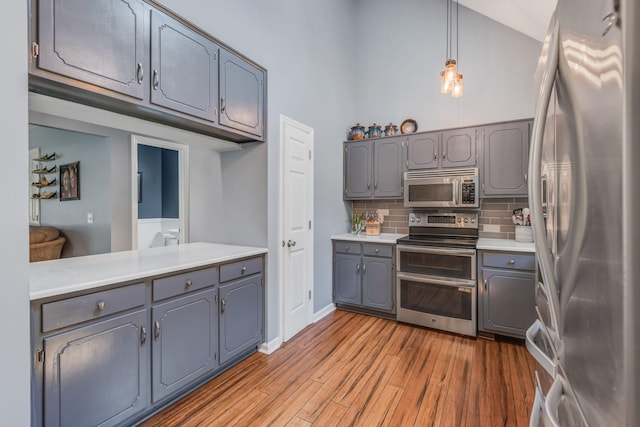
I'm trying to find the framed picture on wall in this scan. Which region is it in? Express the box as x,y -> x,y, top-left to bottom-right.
60,162 -> 80,201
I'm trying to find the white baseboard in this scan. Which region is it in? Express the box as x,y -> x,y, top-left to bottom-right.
258,336 -> 283,355
313,303 -> 336,323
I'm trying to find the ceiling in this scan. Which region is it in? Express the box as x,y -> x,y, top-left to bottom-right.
458,0 -> 557,42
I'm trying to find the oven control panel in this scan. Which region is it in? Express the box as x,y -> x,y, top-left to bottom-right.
408,212 -> 478,228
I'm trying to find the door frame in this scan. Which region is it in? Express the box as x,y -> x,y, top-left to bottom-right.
278,114 -> 314,343
130,135 -> 189,249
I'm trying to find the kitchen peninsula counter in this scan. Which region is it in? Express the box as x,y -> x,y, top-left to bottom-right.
29,242 -> 268,300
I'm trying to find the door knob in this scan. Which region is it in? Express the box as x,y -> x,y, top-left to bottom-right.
287,240 -> 296,247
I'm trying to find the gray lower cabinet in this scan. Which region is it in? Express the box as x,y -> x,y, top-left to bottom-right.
481,120 -> 532,197
478,250 -> 536,338
43,309 -> 148,427
218,48 -> 265,137
333,241 -> 395,314
36,0 -> 147,100
151,288 -> 218,402
344,137 -> 404,200
219,274 -> 264,364
32,255 -> 264,426
150,9 -> 219,122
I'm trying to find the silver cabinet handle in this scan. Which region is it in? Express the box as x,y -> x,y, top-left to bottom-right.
140,326 -> 147,345
363,264 -> 366,273
241,266 -> 247,274
154,321 -> 160,339
508,259 -> 516,265
483,279 -> 487,291
221,298 -> 226,314
524,172 -> 528,184
442,150 -> 446,160
375,248 -> 380,253
96,301 -> 106,310
152,69 -> 159,90
221,97 -> 226,113
345,245 -> 350,251
356,264 -> 360,273
185,279 -> 192,287
136,63 -> 144,84
367,182 -> 371,189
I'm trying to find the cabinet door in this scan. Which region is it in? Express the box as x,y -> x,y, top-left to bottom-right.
219,275 -> 263,364
482,121 -> 531,196
218,48 -> 265,137
151,288 -> 218,402
38,0 -> 146,99
407,132 -> 439,170
480,267 -> 536,337
362,256 -> 394,312
441,128 -> 477,168
150,10 -> 218,121
44,310 -> 148,427
333,254 -> 362,306
344,141 -> 372,199
373,138 -> 404,198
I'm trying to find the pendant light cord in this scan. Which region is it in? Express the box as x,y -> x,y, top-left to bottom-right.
456,0 -> 459,67
446,0 -> 450,60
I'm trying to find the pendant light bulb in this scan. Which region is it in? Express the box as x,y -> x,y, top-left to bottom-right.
452,74 -> 464,97
440,71 -> 451,93
444,59 -> 457,84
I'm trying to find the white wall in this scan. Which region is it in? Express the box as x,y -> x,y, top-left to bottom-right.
0,1 -> 30,424
354,0 -> 541,130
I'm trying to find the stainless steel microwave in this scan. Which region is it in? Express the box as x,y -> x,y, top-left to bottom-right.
403,168 -> 479,208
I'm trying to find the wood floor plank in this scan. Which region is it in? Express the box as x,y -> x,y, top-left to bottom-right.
142,310 -> 538,427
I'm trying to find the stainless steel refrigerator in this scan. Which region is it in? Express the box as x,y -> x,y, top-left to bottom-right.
525,0 -> 640,425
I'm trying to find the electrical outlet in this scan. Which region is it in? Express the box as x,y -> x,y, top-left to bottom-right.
87,213 -> 94,224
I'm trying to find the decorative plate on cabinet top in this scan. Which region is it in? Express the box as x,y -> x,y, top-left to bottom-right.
400,119 -> 418,134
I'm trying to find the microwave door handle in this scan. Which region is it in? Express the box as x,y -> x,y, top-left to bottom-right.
454,179 -> 460,205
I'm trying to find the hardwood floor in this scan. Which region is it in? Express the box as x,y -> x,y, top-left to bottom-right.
140,310 -> 537,427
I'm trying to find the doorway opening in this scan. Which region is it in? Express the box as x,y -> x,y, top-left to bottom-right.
131,135 -> 189,249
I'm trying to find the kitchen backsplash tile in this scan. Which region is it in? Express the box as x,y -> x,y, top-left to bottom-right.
351,196 -> 529,240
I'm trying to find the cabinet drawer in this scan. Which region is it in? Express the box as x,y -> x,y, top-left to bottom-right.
334,241 -> 362,255
220,256 -> 263,283
482,252 -> 536,271
363,243 -> 393,258
153,267 -> 217,302
41,283 -> 145,333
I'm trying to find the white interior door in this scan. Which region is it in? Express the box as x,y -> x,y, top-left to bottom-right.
281,115 -> 314,342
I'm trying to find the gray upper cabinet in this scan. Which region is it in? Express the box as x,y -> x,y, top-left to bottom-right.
218,48 -> 265,137
344,137 -> 404,200
219,274 -> 264,364
481,120 -> 531,197
406,132 -> 439,170
44,310 -> 148,427
441,128 -> 477,168
37,0 -> 147,100
151,288 -> 218,403
150,10 -> 218,122
373,138 -> 404,197
344,140 -> 372,199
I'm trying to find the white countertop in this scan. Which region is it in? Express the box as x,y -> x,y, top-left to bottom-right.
30,242 -> 268,300
331,233 -> 407,243
477,238 -> 536,253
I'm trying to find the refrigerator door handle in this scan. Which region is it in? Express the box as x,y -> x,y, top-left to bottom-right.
529,19 -> 561,335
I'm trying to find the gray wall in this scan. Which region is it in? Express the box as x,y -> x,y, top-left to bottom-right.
29,126 -> 112,257
353,0 -> 541,130
0,1 -> 30,424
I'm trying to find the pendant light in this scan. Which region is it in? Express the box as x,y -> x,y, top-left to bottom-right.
440,0 -> 463,97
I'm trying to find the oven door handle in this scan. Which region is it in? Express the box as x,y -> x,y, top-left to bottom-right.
396,245 -> 476,256
396,272 -> 476,288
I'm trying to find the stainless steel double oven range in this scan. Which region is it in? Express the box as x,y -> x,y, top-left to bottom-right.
396,211 -> 478,337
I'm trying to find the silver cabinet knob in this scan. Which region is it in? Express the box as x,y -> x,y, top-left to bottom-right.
375,248 -> 380,253
241,266 -> 247,274
345,245 -> 350,250
97,301 -> 106,310
509,259 -> 516,264
185,279 -> 192,287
